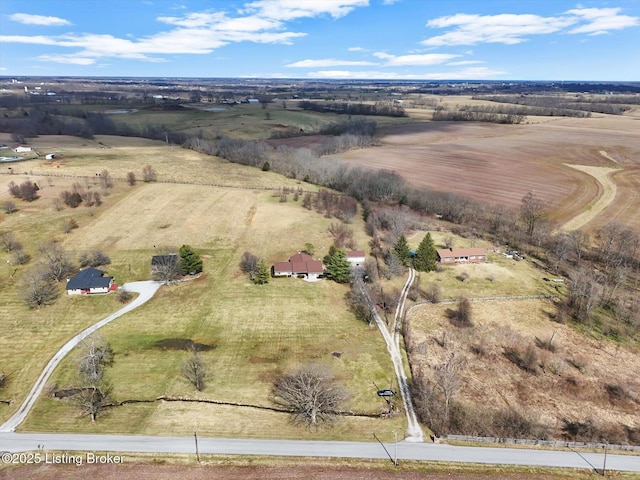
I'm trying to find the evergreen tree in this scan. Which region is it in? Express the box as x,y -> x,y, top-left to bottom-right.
253,259 -> 270,285
179,244 -> 203,274
323,246 -> 351,283
414,233 -> 438,272
394,235 -> 411,267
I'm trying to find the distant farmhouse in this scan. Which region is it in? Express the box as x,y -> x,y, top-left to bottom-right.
346,250 -> 366,266
12,145 -> 32,153
437,248 -> 487,264
66,267 -> 115,295
272,252 -> 323,280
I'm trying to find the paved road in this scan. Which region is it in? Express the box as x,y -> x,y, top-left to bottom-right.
1,432 -> 639,472
0,281 -> 162,433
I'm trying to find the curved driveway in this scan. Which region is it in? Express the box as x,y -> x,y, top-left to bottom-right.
0,281 -> 161,433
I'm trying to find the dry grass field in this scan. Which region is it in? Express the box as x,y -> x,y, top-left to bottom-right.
332,114 -> 640,230
406,298 -> 640,440
405,230 -> 560,299
0,137 -> 403,440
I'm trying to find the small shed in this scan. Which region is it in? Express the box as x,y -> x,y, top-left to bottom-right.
346,250 -> 366,266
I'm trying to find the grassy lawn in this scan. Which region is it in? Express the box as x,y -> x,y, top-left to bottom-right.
2,138 -> 402,440
21,253 -> 403,440
406,230 -> 561,299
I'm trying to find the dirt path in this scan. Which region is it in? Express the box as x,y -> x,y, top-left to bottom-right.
358,270 -> 423,442
560,164 -> 619,231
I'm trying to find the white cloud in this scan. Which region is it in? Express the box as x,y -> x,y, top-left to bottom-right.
423,8 -> 639,46
241,0 -> 369,21
9,13 -> 71,26
424,13 -> 575,46
446,60 -> 485,66
374,52 -> 460,65
286,58 -> 377,67
348,46 -> 364,51
1,0 -> 370,66
0,35 -> 61,45
36,54 -> 98,65
566,7 -> 639,35
382,0 -> 402,4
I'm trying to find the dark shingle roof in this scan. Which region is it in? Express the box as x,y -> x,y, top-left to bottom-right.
66,267 -> 112,290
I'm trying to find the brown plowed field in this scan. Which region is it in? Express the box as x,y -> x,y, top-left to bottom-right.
331,116 -> 640,230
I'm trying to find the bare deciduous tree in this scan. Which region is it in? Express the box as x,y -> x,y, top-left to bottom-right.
2,201 -> 17,214
126,171 -> 136,186
348,281 -> 374,325
0,231 -> 22,252
182,349 -> 207,392
98,169 -> 113,190
62,218 -> 79,234
434,354 -> 466,428
452,296 -> 473,327
20,268 -> 59,308
328,223 -> 353,248
273,364 -> 349,427
151,249 -> 181,283
239,251 -> 259,280
39,242 -> 75,282
78,249 -> 111,268
520,191 -> 547,240
74,335 -> 113,422
425,283 -> 442,303
142,164 -> 157,182
51,197 -> 64,212
12,248 -> 31,265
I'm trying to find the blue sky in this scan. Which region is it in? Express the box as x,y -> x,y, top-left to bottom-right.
1,0 -> 638,80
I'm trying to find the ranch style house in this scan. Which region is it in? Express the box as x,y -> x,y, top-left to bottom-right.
66,267 -> 116,295
436,247 -> 487,264
272,252 -> 324,280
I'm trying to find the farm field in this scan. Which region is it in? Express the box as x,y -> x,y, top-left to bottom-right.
331,114 -> 640,230
406,298 -> 640,441
0,137 -> 404,441
83,102 -> 409,141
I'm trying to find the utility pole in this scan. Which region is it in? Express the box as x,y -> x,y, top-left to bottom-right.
393,430 -> 398,467
194,429 -> 200,463
602,441 -> 607,477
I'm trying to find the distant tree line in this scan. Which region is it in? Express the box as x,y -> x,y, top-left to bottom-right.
299,101 -> 407,117
432,106 -> 526,124
474,95 -> 632,115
